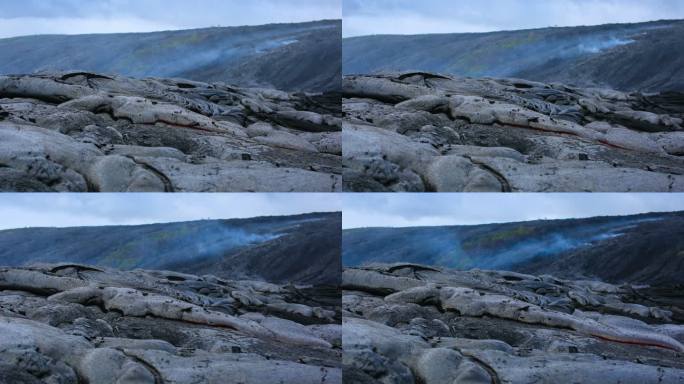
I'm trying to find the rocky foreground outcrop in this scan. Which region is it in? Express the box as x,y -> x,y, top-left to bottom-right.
0,264 -> 341,383
0,72 -> 341,192
343,73 -> 684,191
343,264 -> 684,383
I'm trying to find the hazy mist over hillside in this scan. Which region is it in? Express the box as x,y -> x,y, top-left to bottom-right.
343,19 -> 684,91
0,212 -> 342,285
343,211 -> 684,285
0,20 -> 342,92
342,1 -> 684,91
0,1 -> 342,91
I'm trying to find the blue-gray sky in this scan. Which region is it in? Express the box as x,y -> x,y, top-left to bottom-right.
0,0 -> 341,38
343,194 -> 684,229
343,0 -> 684,37
0,194 -> 340,230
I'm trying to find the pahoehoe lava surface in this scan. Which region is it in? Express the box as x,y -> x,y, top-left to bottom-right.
0,264 -> 341,383
0,212 -> 341,286
343,72 -> 684,192
0,20 -> 341,93
0,72 -> 342,192
343,20 -> 684,93
343,264 -> 684,384
343,211 -> 684,286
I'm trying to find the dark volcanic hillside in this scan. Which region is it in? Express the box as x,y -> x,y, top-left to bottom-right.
0,20 -> 341,92
343,211 -> 684,285
343,20 -> 684,92
0,212 -> 341,285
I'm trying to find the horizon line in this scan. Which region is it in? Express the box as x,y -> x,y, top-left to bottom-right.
342,210 -> 682,230
342,18 -> 683,39
0,211 -> 341,231
0,18 -> 341,40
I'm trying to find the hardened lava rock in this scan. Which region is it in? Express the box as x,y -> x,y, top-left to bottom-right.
0,263 -> 342,383
0,72 -> 342,192
342,263 -> 684,384
343,73 -> 684,192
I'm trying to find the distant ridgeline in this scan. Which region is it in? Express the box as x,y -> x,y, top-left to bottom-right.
0,212 -> 342,285
343,20 -> 684,92
0,20 -> 341,92
343,211 -> 684,285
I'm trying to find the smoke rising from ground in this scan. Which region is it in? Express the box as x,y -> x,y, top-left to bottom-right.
343,216 -> 666,270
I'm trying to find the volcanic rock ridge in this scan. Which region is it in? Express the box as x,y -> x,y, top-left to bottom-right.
343,263 -> 684,384
343,72 -> 684,191
0,72 -> 342,192
0,263 -> 342,384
